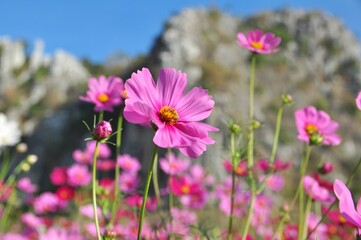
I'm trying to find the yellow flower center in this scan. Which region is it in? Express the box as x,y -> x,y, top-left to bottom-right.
181,185 -> 190,194
339,215 -> 346,224
251,41 -> 264,49
305,124 -> 318,135
158,106 -> 179,124
97,93 -> 109,103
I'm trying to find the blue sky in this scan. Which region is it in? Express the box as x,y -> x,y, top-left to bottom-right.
0,0 -> 360,63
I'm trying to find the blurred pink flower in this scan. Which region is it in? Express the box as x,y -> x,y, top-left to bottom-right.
119,172 -> 139,193
117,154 -> 141,174
0,233 -> 28,240
33,192 -> 59,214
169,176 -> 201,196
67,164 -> 91,187
97,159 -> 116,171
171,208 -> 197,226
50,167 -> 68,186
72,149 -> 91,164
159,153 -> 190,176
80,75 -> 124,112
237,29 -> 281,54
356,91 -> 361,110
264,174 -> 285,192
55,186 -> 75,202
295,106 -> 341,146
86,141 -> 111,159
303,175 -> 333,202
21,212 -> 44,229
79,204 -> 103,221
123,67 -> 218,158
256,158 -> 291,172
319,162 -> 334,174
334,179 -> 361,234
223,160 -> 248,176
17,177 -> 37,193
308,212 -> 328,240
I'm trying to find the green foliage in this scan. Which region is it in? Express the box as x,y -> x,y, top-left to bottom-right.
34,65 -> 50,79
199,60 -> 239,91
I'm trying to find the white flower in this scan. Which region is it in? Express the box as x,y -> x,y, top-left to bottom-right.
0,113 -> 21,147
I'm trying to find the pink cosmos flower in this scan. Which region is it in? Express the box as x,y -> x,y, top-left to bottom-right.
333,179 -> 361,234
159,153 -> 190,176
79,204 -> 104,221
67,164 -> 91,187
223,160 -> 248,176
237,29 -> 281,54
117,154 -> 141,174
123,67 -> 218,158
0,233 -> 28,240
263,174 -> 285,192
86,141 -> 111,159
21,212 -> 44,229
17,177 -> 37,193
33,192 -> 59,214
356,91 -> 361,110
79,75 -> 124,112
50,167 -> 68,186
119,172 -> 139,193
303,175 -> 333,202
97,159 -> 116,171
295,106 -> 341,146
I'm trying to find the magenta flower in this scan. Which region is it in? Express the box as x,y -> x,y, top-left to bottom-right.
333,179 -> 361,233
295,106 -> 341,146
50,167 -> 68,186
117,154 -> 141,174
123,67 -> 218,158
159,153 -> 190,176
80,76 -> 124,112
237,29 -> 281,54
33,192 -> 59,214
17,177 -> 37,193
303,175 -> 333,202
67,164 -> 91,187
92,120 -> 112,141
356,91 -> 361,110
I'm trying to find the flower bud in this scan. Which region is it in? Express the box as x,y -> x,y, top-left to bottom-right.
252,119 -> 261,129
92,121 -> 112,141
281,94 -> 293,106
16,143 -> 28,153
228,123 -> 240,134
309,132 -> 323,146
318,162 -> 334,175
27,154 -> 38,164
22,163 -> 31,172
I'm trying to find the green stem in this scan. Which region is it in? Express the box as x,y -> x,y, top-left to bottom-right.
110,113 -> 123,226
227,132 -> 236,240
0,186 -> 17,231
241,53 -> 257,240
269,107 -> 283,166
152,152 -> 161,205
256,106 -> 284,194
298,145 -> 312,240
300,196 -> 312,240
92,141 -> 102,240
168,149 -> 174,211
137,145 -> 158,240
98,111 -> 104,122
248,55 -> 256,170
242,180 -> 256,240
307,156 -> 361,238
0,148 -> 10,180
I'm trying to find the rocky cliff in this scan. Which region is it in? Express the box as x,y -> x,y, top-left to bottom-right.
3,8 -> 361,187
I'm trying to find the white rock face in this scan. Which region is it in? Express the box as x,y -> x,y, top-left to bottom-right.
0,37 -> 26,87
